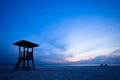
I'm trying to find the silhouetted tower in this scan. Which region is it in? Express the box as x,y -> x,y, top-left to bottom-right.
13,40 -> 39,70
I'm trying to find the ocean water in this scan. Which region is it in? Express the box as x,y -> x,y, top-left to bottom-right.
0,64 -> 120,70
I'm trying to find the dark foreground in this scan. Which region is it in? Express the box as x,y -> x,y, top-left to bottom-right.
0,66 -> 120,80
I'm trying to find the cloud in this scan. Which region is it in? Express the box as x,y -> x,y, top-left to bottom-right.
50,17 -> 120,62
23,16 -> 120,64
72,49 -> 120,64
32,41 -> 69,64
2,16 -> 119,65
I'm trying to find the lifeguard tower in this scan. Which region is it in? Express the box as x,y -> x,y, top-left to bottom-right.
13,40 -> 39,70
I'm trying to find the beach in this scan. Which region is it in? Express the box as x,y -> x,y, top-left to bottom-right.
0,66 -> 120,80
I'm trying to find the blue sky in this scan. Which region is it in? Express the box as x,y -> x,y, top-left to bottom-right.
0,0 -> 120,65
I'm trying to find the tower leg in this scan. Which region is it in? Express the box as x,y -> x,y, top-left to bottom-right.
32,59 -> 35,69
23,59 -> 25,70
27,59 -> 29,70
13,58 -> 22,70
31,47 -> 35,69
27,48 -> 29,70
23,47 -> 25,70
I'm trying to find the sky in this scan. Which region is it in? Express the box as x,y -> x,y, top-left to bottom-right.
0,0 -> 120,65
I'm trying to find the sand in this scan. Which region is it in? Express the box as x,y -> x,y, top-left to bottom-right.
0,66 -> 120,80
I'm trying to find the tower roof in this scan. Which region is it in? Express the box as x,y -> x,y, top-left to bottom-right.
13,40 -> 39,48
